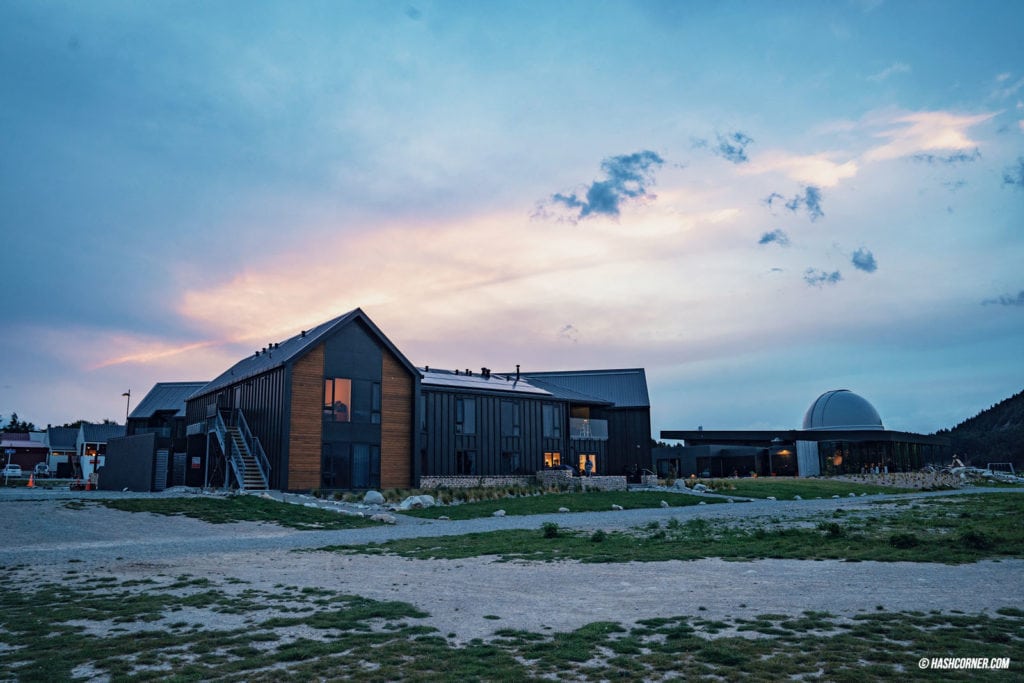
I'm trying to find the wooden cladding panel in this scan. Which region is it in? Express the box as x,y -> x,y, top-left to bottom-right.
381,350 -> 413,488
288,344 -> 324,490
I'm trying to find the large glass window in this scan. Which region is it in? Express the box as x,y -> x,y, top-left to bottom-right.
322,442 -> 380,489
456,450 -> 475,475
542,404 -> 561,438
544,451 -> 561,467
456,397 -> 476,435
324,378 -> 351,422
501,401 -> 521,437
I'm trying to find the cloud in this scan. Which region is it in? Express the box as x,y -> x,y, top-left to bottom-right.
549,150 -> 665,219
911,148 -> 981,165
1003,157 -> 1024,189
868,62 -> 911,82
758,229 -> 790,247
742,151 -> 858,188
779,185 -> 824,221
714,131 -> 754,164
863,111 -> 994,163
982,291 -> 1024,307
943,179 -> 967,192
558,324 -> 580,343
804,268 -> 842,287
851,248 -> 878,273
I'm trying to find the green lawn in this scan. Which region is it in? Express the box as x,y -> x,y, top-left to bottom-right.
97,495 -> 381,530
326,493 -> 1024,564
1,569 -> 1020,681
692,477 -> 917,499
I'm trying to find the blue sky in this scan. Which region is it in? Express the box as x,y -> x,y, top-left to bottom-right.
2,0 -> 1022,437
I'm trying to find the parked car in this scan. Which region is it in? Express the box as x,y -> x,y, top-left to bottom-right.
2,464 -> 23,478
33,462 -> 51,478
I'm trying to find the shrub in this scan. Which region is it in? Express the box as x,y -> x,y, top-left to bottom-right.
817,521 -> 844,538
959,529 -> 995,550
542,522 -> 559,539
590,529 -> 607,543
889,533 -> 919,549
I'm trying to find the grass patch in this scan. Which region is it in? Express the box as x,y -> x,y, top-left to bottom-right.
698,477 -> 916,499
1,570 -> 1021,681
323,493 -> 1024,564
397,490 -> 731,519
100,495 -> 381,530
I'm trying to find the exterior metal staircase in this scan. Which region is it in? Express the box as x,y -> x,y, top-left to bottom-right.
212,409 -> 270,491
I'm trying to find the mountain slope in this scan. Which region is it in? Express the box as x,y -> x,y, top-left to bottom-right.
937,389 -> 1024,468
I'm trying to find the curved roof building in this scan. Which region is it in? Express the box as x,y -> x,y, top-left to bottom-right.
802,390 -> 884,431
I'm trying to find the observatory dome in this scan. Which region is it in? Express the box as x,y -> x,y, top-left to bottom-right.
802,390 -> 884,431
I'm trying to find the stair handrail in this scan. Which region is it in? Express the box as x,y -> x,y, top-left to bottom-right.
214,410 -> 246,489
236,408 -> 271,488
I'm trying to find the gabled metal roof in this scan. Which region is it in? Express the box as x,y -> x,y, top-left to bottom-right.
79,423 -> 126,443
130,382 -> 209,419
190,308 -> 418,401
520,369 -> 650,408
420,368 -> 551,396
46,426 -> 78,450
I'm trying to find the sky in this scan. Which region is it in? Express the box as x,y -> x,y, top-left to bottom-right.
1,0 -> 1022,438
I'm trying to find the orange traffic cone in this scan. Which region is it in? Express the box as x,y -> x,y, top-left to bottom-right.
27,474 -> 34,488
84,477 -> 92,491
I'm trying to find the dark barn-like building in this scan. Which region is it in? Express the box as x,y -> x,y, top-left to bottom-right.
175,308 -> 651,491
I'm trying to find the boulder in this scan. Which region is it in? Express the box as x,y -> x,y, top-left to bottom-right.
660,500 -> 669,508
558,507 -> 570,513
398,494 -> 435,510
767,496 -> 777,501
370,513 -> 397,524
611,504 -> 623,511
793,495 -> 802,500
363,490 -> 385,505
673,480 -> 689,489
692,483 -> 708,493
493,509 -> 506,517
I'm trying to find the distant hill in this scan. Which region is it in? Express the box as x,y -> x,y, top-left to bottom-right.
937,389 -> 1024,469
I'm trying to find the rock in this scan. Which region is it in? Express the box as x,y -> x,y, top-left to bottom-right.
370,513 -> 397,524
396,494 -> 436,511
438,515 -> 450,521
363,490 -> 385,505
848,493 -> 857,497
793,495 -> 802,500
832,495 -> 840,499
493,509 -> 506,517
693,483 -> 708,493
611,504 -> 623,511
558,507 -> 570,513
727,498 -> 735,503
767,496 -> 777,501
673,480 -> 689,489
698,501 -> 707,505
660,500 -> 669,508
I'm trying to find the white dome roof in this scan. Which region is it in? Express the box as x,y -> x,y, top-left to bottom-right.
802,390 -> 884,431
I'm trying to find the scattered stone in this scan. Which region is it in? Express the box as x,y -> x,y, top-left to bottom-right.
611,504 -> 623,511
660,500 -> 669,508
727,498 -> 735,503
693,483 -> 708,493
438,515 -> 450,521
767,496 -> 777,501
370,513 -> 397,524
363,490 -> 385,505
673,480 -> 689,489
793,495 -> 802,500
698,501 -> 707,505
558,507 -> 570,513
493,509 -> 506,517
848,493 -> 857,497
303,503 -> 318,508
832,495 -> 840,499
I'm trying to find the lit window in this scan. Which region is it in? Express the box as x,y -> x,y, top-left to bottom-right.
323,378 -> 352,422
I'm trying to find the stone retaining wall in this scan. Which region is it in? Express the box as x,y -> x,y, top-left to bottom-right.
579,475 -> 628,491
418,475 -> 536,489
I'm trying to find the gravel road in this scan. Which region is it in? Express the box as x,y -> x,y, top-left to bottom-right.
2,487 -> 1021,642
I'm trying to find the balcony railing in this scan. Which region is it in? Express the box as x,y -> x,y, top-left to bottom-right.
569,418 -> 608,441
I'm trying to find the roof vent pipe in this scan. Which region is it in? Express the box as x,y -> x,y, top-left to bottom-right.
516,364 -> 520,382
